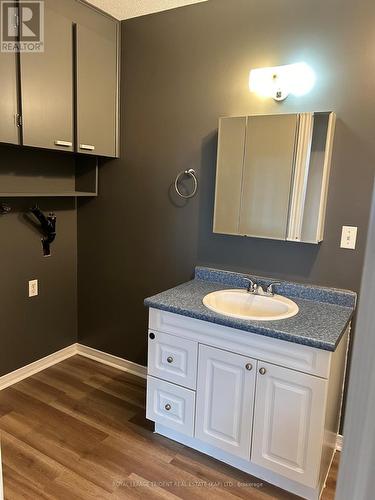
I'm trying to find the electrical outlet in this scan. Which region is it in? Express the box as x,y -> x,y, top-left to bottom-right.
29,279 -> 38,297
340,226 -> 358,250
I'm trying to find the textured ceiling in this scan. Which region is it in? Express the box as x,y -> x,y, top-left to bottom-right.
84,0 -> 208,20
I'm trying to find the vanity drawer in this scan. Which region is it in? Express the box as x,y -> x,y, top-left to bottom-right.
150,309 -> 333,378
148,330 -> 198,389
146,376 -> 195,436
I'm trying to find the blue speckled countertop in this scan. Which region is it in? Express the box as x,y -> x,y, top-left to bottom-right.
144,267 -> 357,351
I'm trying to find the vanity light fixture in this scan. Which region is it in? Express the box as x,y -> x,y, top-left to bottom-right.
249,62 -> 316,101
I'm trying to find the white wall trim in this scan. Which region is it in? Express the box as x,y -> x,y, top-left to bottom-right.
76,344 -> 147,379
336,434 -> 343,452
0,343 -> 147,392
0,344 -> 78,391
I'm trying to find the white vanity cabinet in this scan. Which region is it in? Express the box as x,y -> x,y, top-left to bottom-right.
146,308 -> 348,500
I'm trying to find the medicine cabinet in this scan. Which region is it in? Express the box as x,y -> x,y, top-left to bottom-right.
213,112 -> 336,243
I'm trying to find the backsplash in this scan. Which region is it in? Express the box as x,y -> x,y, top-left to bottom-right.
194,267 -> 357,308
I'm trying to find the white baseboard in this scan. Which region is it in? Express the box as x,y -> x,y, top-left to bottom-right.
76,344 -> 147,379
0,343 -> 147,391
336,434 -> 343,452
0,343 -> 78,391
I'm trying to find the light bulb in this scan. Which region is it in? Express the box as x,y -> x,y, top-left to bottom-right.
249,62 -> 316,101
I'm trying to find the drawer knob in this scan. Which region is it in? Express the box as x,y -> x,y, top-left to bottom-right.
245,363 -> 253,371
149,333 -> 155,340
167,356 -> 174,364
259,367 -> 267,375
164,403 -> 171,411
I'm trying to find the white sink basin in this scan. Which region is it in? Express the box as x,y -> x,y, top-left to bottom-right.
203,289 -> 299,321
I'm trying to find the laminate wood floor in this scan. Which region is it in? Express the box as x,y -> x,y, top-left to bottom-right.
0,355 -> 339,499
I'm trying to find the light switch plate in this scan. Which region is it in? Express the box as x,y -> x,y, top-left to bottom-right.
29,279 -> 38,297
340,226 -> 358,250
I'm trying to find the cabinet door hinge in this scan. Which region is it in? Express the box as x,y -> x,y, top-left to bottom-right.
9,11 -> 20,37
15,114 -> 22,127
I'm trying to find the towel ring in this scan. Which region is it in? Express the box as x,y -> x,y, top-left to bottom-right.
174,169 -> 198,199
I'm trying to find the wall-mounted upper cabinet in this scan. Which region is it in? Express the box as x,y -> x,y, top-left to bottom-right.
76,18 -> 119,157
0,0 -> 120,158
0,52 -> 20,145
213,112 -> 336,244
21,0 -> 74,152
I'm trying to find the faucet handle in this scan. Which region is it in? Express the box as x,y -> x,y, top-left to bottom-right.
243,277 -> 256,293
266,282 -> 281,296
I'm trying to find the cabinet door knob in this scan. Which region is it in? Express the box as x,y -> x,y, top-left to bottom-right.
245,363 -> 253,371
79,144 -> 95,151
149,332 -> 155,340
167,356 -> 174,364
259,367 -> 267,375
164,403 -> 171,411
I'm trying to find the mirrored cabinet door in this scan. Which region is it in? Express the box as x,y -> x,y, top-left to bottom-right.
213,112 -> 335,244
297,113 -> 335,243
213,116 -> 246,235
239,114 -> 298,240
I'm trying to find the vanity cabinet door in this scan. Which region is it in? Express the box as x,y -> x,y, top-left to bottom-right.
195,345 -> 256,459
252,362 -> 327,487
0,52 -> 19,145
20,0 -> 74,152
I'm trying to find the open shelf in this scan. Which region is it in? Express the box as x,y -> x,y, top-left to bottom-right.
0,144 -> 98,198
0,191 -> 96,197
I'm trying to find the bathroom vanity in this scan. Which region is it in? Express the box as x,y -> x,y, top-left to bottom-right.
144,268 -> 356,500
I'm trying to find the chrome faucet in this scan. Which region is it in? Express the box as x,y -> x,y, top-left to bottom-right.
244,276 -> 258,293
243,277 -> 281,297
243,278 -> 257,294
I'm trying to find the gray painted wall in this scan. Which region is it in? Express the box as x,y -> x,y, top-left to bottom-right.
77,0 -> 375,367
0,145 -> 77,376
